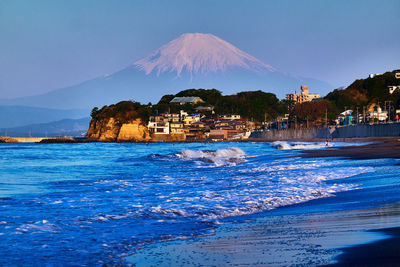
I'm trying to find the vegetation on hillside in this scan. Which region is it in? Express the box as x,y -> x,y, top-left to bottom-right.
153,89 -> 288,122
325,70 -> 400,113
90,101 -> 152,125
89,69 -> 400,126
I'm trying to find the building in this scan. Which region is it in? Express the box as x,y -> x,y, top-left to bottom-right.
368,106 -> 388,122
147,121 -> 170,134
388,86 -> 400,94
170,96 -> 204,105
183,114 -> 200,126
285,86 -> 320,103
335,110 -> 353,125
160,113 -> 180,122
220,114 -> 241,120
170,122 -> 185,134
369,73 -> 383,78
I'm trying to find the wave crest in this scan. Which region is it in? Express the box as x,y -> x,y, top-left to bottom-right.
176,147 -> 246,166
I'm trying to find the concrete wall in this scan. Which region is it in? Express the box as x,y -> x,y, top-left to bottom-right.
251,123 -> 400,141
332,123 -> 400,138
250,128 -> 328,141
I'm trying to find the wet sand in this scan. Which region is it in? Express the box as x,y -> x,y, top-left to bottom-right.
330,227 -> 400,266
301,137 -> 400,160
126,203 -> 400,266
125,138 -> 400,266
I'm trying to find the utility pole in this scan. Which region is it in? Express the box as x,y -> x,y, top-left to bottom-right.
356,107 -> 359,124
363,106 -> 366,124
325,109 -> 328,127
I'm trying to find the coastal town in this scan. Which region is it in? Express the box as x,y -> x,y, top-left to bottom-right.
144,70 -> 400,142
1,70 -> 400,143
147,96 -> 255,141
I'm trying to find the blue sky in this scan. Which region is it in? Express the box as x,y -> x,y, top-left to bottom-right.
1,0 -> 399,98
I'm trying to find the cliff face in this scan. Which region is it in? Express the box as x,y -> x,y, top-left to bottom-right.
87,117 -> 151,142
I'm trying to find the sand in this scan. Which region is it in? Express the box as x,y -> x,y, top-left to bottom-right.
300,137 -> 400,160
125,138 -> 400,266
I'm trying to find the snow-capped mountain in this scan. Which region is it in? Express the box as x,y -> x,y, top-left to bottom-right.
0,33 -> 332,110
135,33 -> 275,76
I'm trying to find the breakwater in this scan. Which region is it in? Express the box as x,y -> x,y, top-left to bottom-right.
250,123 -> 400,141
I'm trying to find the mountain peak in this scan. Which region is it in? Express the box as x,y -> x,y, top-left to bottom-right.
134,33 -> 275,76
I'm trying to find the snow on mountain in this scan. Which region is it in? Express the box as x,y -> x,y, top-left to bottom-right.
0,33 -> 332,111
134,33 -> 275,76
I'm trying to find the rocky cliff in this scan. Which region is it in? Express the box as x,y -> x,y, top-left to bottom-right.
87,117 -> 151,142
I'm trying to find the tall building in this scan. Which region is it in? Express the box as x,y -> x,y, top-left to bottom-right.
285,86 -> 320,103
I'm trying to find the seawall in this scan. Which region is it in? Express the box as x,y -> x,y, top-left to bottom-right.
250,123 -> 400,141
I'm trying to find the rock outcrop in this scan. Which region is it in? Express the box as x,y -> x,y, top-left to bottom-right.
87,117 -> 151,142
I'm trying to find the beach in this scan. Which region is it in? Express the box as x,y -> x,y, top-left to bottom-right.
0,140 -> 399,265
301,137 -> 400,160
127,138 -> 400,266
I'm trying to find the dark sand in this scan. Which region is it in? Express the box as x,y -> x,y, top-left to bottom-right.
302,137 -> 400,266
126,138 -> 400,266
330,227 -> 400,266
301,137 -> 400,160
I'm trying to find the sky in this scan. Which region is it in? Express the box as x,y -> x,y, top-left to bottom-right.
1,0 -> 399,98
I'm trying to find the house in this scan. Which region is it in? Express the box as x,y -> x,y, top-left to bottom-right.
149,115 -> 168,123
170,96 -> 204,105
368,106 -> 388,122
335,110 -> 353,125
148,121 -> 170,134
183,114 -> 200,126
221,114 -> 241,120
160,113 -> 180,122
285,86 -> 320,103
170,122 -> 185,134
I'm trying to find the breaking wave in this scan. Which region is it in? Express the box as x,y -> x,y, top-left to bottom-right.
272,141 -> 332,150
176,147 -> 246,166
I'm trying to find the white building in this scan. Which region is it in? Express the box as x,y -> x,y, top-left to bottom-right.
147,121 -> 170,134
368,106 -> 388,122
369,73 -> 383,78
221,114 -> 241,120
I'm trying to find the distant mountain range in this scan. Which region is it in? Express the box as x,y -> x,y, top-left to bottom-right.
0,117 -> 90,137
0,33 -> 332,111
0,105 -> 89,128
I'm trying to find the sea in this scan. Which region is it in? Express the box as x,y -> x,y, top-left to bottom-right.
0,141 -> 399,266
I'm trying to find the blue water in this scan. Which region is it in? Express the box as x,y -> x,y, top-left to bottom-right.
0,141 -> 399,265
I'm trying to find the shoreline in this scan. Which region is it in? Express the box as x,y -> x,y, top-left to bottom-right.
1,135 -> 397,144
125,138 -> 400,266
300,137 -> 400,159
329,227 -> 400,266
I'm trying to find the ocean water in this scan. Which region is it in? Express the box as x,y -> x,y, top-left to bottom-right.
0,141 -> 398,265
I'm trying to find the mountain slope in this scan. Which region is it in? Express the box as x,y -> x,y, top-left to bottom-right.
135,33 -> 275,75
0,33 -> 332,109
0,117 -> 90,137
0,106 -> 89,128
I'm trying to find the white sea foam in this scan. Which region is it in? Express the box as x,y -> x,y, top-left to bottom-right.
272,141 -> 332,150
176,147 -> 246,166
17,220 -> 60,233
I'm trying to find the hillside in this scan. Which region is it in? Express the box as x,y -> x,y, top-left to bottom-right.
153,89 -> 287,122
325,70 -> 400,112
